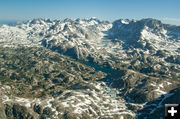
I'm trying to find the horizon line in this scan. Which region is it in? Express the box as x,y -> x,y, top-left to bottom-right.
0,17 -> 180,26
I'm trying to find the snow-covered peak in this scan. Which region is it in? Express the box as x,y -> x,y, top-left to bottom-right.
121,19 -> 130,24
0,18 -> 180,58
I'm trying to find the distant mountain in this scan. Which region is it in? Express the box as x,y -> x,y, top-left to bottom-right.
0,18 -> 180,119
0,20 -> 20,26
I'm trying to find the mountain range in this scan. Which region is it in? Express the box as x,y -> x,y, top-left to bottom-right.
0,18 -> 180,119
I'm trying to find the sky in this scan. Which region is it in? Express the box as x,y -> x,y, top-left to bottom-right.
0,0 -> 180,25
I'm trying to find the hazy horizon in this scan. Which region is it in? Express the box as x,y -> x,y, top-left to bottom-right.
1,17 -> 180,26
0,0 -> 180,25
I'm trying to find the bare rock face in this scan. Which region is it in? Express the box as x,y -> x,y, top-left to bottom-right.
136,88 -> 180,119
4,104 -> 34,119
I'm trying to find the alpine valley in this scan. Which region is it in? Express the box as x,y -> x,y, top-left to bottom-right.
0,18 -> 180,119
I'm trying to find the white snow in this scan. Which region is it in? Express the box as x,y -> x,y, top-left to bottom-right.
159,83 -> 164,88
140,26 -> 180,55
54,81 -> 135,118
120,116 -> 124,119
121,19 -> 129,24
154,86 -> 166,95
167,82 -> 172,85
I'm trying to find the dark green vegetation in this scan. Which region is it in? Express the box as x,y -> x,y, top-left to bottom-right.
0,47 -> 105,98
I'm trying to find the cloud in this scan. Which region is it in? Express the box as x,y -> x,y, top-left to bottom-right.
161,18 -> 180,22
